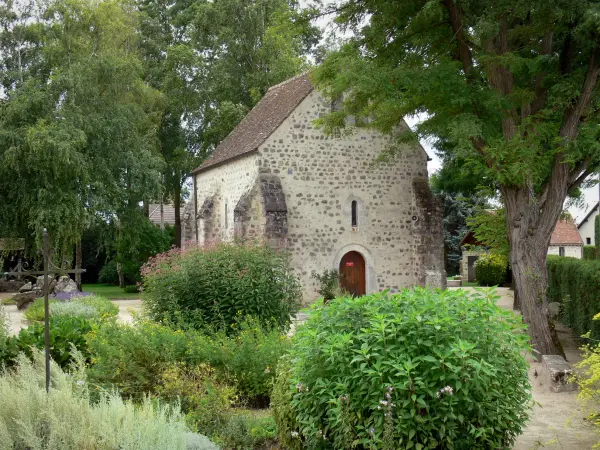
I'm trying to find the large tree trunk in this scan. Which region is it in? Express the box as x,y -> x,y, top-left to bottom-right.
504,188 -> 564,359
174,174 -> 182,248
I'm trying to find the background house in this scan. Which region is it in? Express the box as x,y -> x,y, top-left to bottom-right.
548,218 -> 583,258
578,202 -> 598,246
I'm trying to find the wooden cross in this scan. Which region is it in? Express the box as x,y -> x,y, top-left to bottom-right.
3,229 -> 86,392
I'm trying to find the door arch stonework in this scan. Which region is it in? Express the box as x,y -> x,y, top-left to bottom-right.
333,244 -> 376,295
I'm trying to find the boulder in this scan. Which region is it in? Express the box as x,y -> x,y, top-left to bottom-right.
54,276 -> 78,295
548,302 -> 561,321
542,355 -> 577,393
14,291 -> 39,310
18,282 -> 33,292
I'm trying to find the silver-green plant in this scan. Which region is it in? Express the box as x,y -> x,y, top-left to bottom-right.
50,301 -> 98,319
0,350 -> 217,450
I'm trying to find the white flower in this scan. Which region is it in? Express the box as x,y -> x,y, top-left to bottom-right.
76,380 -> 85,386
290,431 -> 299,439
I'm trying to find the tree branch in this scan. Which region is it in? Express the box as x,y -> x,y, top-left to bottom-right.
443,0 -> 475,82
528,31 -> 553,117
561,46 -> 600,139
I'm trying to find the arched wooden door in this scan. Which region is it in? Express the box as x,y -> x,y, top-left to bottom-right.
339,251 -> 366,296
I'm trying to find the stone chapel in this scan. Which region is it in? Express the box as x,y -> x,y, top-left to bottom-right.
189,73 -> 446,300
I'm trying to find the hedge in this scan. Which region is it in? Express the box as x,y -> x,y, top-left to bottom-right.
547,256 -> 600,339
584,246 -> 598,260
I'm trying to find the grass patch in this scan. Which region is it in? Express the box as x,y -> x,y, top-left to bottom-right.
82,284 -> 141,300
461,281 -> 480,287
1,297 -> 15,305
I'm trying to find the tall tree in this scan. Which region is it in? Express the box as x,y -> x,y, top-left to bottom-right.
0,0 -> 164,254
312,0 -> 600,356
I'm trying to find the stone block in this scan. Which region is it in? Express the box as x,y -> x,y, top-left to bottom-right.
447,279 -> 462,288
14,291 -> 39,310
19,282 -> 33,292
542,355 -> 577,393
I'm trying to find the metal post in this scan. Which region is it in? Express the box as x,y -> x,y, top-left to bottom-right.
43,229 -> 50,393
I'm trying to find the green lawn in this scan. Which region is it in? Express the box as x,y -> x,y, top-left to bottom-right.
82,284 -> 141,300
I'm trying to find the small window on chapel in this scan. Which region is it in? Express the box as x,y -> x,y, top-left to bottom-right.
225,203 -> 228,229
587,237 -> 592,245
351,201 -> 358,227
559,247 -> 565,257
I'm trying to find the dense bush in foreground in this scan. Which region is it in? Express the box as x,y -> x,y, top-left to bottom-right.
0,352 -> 217,450
474,253 -> 507,286
142,242 -> 302,331
86,318 -> 289,406
273,288 -> 531,449
547,256 -> 600,339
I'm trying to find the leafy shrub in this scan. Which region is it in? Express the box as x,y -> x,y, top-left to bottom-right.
273,288 -> 531,449
86,318 -> 289,405
24,295 -> 118,322
215,412 -> 277,450
124,284 -> 140,293
584,245 -> 597,260
474,253 -> 507,286
0,351 -> 205,449
157,363 -> 235,437
142,242 -> 302,331
311,269 -> 343,301
576,328 -> 600,444
5,316 -> 93,368
547,256 -> 600,340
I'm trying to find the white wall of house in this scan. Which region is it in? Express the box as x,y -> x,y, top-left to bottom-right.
579,211 -> 598,246
547,245 -> 583,259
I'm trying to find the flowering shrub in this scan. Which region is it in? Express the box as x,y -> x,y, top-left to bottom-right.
273,288 -> 531,449
311,269 -> 345,301
141,242 -> 302,331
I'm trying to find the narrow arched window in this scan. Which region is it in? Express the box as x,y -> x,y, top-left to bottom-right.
351,201 -> 358,227
225,203 -> 228,229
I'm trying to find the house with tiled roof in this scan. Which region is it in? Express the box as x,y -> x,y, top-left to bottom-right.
548,217 -> 583,258
190,73 -> 446,300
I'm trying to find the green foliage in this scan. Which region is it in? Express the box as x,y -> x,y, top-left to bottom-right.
273,289 -> 531,449
215,412 -> 277,450
24,295 -> 118,322
466,209 -> 509,258
86,318 -> 289,406
584,246 -> 598,260
0,0 -> 165,250
547,256 -> 600,340
142,243 -> 302,332
311,269 -> 343,301
157,363 -> 235,437
430,187 -> 488,275
124,284 -> 140,293
3,316 -> 92,369
0,351 -> 197,449
596,216 -> 600,260
576,334 -> 600,443
474,253 -> 508,287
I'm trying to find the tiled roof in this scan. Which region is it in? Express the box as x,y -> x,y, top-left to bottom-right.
192,73 -> 314,174
551,218 -> 583,245
148,204 -> 176,226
